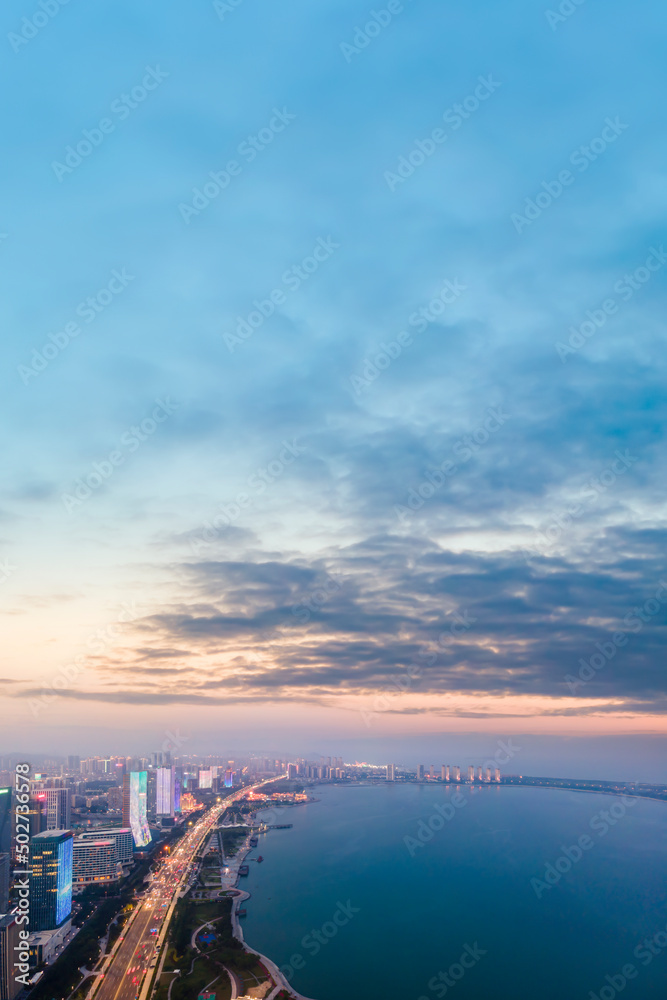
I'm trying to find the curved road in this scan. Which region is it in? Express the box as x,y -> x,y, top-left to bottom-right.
88,781 -> 274,1000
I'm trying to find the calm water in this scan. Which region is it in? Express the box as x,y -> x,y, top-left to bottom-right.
242,784 -> 667,1000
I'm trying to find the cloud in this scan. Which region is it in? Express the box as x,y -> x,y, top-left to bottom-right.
17,528 -> 663,714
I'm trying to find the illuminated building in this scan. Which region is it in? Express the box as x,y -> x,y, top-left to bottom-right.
468,765 -> 475,782
386,764 -> 395,781
224,770 -> 233,788
76,828 -> 133,865
122,772 -> 150,848
417,765 -> 424,780
29,830 -> 73,931
72,838 -> 121,886
198,769 -> 212,789
156,768 -> 175,817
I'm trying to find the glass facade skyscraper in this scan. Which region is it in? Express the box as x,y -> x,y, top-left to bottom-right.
29,830 -> 73,931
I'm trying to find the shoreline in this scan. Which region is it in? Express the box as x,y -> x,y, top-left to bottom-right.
225,828 -> 318,1000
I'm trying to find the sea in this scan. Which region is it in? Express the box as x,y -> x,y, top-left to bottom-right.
243,783 -> 667,1000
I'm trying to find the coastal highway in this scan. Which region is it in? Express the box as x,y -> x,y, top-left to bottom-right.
89,782 -> 273,1000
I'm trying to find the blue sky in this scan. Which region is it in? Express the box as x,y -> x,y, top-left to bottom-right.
2,0 -> 666,757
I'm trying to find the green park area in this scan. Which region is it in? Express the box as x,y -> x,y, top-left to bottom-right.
218,824 -> 250,858
153,896 -> 275,1000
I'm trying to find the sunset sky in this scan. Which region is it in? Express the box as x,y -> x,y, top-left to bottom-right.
2,0 -> 666,760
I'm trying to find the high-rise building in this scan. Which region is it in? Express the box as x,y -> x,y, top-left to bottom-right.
0,913 -> 22,1000
32,788 -> 70,831
198,769 -> 212,789
72,838 -> 122,886
0,792 -> 10,857
467,765 -> 475,782
477,766 -> 483,781
441,765 -> 449,782
453,766 -> 460,781
27,796 -> 47,838
156,768 -> 175,817
75,828 -> 133,866
29,830 -> 73,931
287,764 -> 297,779
495,768 -> 501,782
417,765 -> 425,780
122,773 -> 150,848
174,779 -> 181,813
224,770 -> 233,788
386,764 -> 395,781
0,856 -> 9,913
146,770 -> 157,817
107,786 -> 123,811
66,756 -> 81,773
485,767 -> 492,782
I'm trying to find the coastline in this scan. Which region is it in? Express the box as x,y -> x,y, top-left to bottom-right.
225,826 -> 318,1000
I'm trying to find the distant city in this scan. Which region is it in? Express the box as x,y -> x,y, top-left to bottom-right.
1,751 -> 666,1000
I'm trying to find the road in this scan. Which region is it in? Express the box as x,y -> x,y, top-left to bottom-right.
88,781 -> 273,1000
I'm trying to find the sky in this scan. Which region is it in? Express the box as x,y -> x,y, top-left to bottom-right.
2,0 -> 666,768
